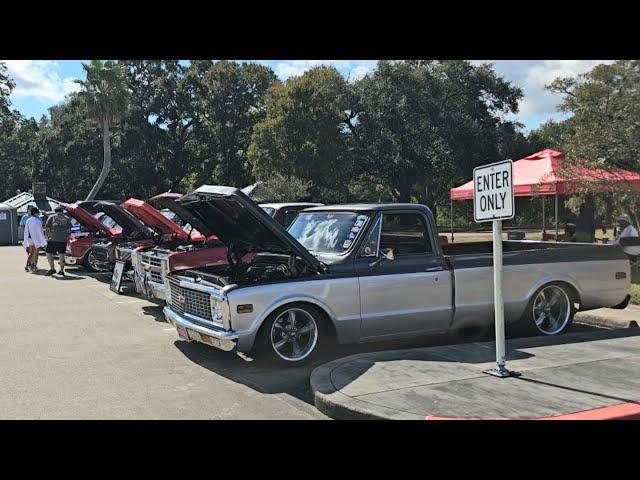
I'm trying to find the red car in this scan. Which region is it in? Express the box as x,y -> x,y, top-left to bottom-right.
130,192 -> 233,300
89,201 -> 157,272
65,203 -> 122,270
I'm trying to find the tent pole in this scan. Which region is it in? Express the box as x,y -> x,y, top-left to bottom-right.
555,192 -> 559,242
542,196 -> 546,234
450,198 -> 454,243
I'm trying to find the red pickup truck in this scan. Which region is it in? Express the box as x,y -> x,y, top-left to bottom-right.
65,203 -> 123,270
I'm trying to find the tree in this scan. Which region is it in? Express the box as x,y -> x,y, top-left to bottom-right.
75,60 -> 130,200
248,66 -> 353,202
547,60 -> 640,224
0,62 -> 14,120
346,60 -> 523,214
254,173 -> 313,203
196,61 -> 277,187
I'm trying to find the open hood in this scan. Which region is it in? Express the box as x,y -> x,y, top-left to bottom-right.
146,194 -> 207,243
122,198 -> 188,239
94,202 -> 154,239
177,186 -> 322,271
66,204 -> 119,236
148,192 -> 183,206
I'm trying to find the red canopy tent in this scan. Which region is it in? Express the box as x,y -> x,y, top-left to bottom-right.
449,148 -> 640,241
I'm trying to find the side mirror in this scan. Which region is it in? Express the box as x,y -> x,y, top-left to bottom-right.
368,248 -> 395,269
381,248 -> 395,261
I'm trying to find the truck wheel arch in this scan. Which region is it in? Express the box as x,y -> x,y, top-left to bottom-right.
527,277 -> 582,310
254,297 -> 339,340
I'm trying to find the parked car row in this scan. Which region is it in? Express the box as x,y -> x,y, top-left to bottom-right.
64,186 -> 632,366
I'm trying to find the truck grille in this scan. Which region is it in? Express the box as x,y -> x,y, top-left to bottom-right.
168,277 -> 213,321
142,255 -> 162,268
150,271 -> 163,283
140,250 -> 169,285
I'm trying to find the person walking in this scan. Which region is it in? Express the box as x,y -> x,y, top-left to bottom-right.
20,205 -> 35,271
44,206 -> 72,276
575,203 -> 597,243
23,206 -> 47,272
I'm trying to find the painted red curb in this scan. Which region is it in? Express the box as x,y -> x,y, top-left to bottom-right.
425,402 -> 640,420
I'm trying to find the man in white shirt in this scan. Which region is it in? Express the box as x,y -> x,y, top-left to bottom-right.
23,206 -> 47,272
609,214 -> 640,257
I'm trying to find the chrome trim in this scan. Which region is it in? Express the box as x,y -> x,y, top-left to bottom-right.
167,275 -> 232,330
164,306 -> 237,352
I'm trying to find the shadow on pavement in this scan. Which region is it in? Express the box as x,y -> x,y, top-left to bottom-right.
173,323 -> 611,407
142,305 -> 168,323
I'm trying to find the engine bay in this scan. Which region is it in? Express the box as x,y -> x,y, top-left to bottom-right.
175,252 -> 316,288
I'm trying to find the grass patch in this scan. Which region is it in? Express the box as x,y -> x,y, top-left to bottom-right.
631,270 -> 640,305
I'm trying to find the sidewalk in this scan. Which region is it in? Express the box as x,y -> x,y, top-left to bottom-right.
311,328 -> 640,420
575,304 -> 640,330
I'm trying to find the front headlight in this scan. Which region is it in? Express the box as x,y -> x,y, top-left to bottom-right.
210,296 -> 231,330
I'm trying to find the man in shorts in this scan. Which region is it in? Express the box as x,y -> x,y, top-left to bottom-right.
44,206 -> 72,276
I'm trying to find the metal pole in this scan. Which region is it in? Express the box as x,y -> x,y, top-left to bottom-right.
493,220 -> 506,369
483,220 -> 519,378
555,192 -> 559,241
450,198 -> 454,243
542,196 -> 546,234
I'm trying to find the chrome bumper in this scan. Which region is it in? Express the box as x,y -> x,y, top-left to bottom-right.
163,306 -> 238,352
147,281 -> 167,300
66,256 -> 82,265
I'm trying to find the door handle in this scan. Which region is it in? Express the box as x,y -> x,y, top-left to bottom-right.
425,266 -> 442,272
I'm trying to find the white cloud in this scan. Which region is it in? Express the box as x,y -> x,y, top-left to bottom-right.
519,60 -> 615,116
3,60 -> 80,102
272,60 -> 376,81
478,60 -> 615,118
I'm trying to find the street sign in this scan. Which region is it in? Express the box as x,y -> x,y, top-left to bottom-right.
473,159 -> 514,222
474,159 -> 520,379
110,260 -> 126,294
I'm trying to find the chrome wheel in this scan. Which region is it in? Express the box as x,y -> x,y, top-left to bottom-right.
532,285 -> 571,335
270,308 -> 318,362
87,251 -> 105,272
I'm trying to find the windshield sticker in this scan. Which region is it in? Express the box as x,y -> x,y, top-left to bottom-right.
350,226 -> 360,233
342,239 -> 352,249
348,232 -> 356,239
354,219 -> 364,228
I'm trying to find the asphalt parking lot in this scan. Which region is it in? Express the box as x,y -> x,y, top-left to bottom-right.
0,245 -> 605,419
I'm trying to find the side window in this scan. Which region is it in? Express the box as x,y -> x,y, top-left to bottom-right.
379,213 -> 432,256
359,217 -> 381,257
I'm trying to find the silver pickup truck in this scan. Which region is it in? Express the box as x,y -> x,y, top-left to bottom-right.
163,186 -> 631,365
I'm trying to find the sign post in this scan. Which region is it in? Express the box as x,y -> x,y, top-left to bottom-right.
473,159 -> 520,378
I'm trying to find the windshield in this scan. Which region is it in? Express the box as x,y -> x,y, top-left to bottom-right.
288,212 -> 369,254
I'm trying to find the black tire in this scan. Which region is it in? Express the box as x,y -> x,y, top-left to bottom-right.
254,303 -> 327,367
519,282 -> 576,336
83,250 -> 98,272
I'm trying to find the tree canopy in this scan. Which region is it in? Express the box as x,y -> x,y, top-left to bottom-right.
1,59 -> 546,224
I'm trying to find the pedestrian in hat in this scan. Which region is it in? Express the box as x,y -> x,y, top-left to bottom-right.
44,206 -> 72,276
23,206 -> 47,272
609,214 -> 640,257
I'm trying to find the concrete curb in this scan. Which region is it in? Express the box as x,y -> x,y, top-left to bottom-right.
310,355 -> 422,420
574,307 -> 640,330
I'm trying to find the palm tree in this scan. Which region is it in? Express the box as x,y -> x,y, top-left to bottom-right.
75,60 -> 130,200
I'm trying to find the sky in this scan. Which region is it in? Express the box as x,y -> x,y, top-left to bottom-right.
3,60 -> 614,132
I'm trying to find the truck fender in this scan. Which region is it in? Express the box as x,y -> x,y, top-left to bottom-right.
254,294 -> 339,332
525,274 -> 582,307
